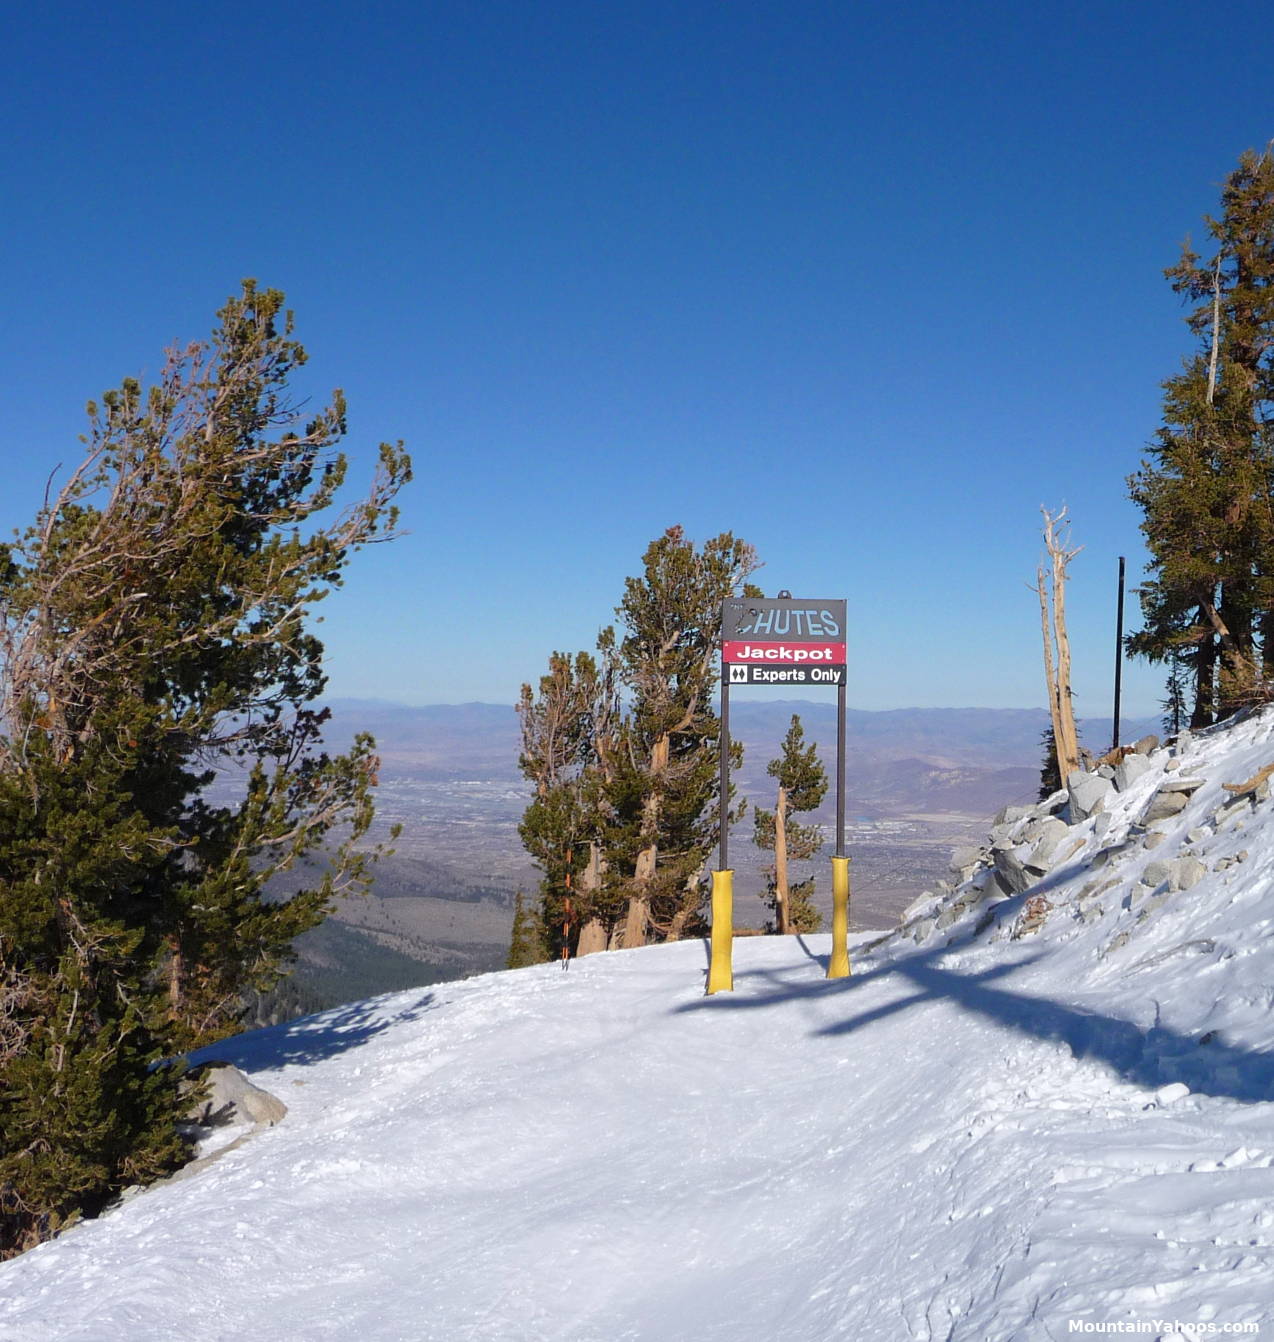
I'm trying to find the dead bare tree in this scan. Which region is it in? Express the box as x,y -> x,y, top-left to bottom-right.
1032,507 -> 1082,784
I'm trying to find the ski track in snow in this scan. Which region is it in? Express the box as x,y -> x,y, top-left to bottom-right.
7,715 -> 1274,1338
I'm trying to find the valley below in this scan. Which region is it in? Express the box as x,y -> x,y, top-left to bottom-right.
261,700 -> 1154,1012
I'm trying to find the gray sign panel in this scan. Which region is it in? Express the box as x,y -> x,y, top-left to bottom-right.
725,662 -> 846,687
721,597 -> 847,642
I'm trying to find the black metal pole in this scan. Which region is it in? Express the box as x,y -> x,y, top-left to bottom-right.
836,678 -> 846,857
1113,556 -> 1126,751
719,678 -> 731,871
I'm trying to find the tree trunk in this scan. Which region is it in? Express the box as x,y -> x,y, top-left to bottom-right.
621,897 -> 649,947
1211,589 -> 1256,707
1260,607 -> 1274,681
664,869 -> 705,943
1049,538 -> 1080,779
576,919 -> 607,955
666,906 -> 690,941
1036,566 -> 1065,777
774,784 -> 790,934
575,842 -> 607,956
168,937 -> 184,1014
1036,511 -> 1080,781
625,732 -> 669,947
1193,617 -> 1216,728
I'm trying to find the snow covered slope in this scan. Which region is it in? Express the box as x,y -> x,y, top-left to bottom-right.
7,712 -> 1274,1340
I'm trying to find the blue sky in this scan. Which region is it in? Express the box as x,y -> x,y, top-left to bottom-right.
3,1 -> 1271,717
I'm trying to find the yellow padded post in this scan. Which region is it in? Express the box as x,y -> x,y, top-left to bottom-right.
827,855 -> 851,979
706,869 -> 734,994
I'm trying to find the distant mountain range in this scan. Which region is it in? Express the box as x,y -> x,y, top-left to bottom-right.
321,700 -> 522,779
322,697 -> 1160,812
326,697 -> 1158,773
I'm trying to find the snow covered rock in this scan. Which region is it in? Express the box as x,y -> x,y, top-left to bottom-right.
900,891 -> 941,922
1026,816 -> 1070,868
991,843 -> 1034,895
1170,856 -> 1207,891
185,1061 -> 288,1127
1066,769 -> 1112,820
1140,787 -> 1190,824
1113,752 -> 1152,791
1141,859 -> 1172,889
947,844 -> 983,880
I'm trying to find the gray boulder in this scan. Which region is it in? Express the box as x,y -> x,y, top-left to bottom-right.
1027,816 -> 1071,867
1141,859 -> 1171,888
1133,734 -> 1160,755
947,845 -> 983,875
1212,795 -> 1251,827
992,843 -> 1035,895
1091,839 -> 1135,868
972,865 -> 1013,900
1067,770 -> 1113,821
936,902 -> 968,930
910,917 -> 937,942
1157,777 -> 1205,794
1113,752 -> 1153,792
1170,857 -> 1207,892
185,1061 -> 288,1127
1141,788 -> 1190,825
993,803 -> 1033,827
901,891 -> 940,922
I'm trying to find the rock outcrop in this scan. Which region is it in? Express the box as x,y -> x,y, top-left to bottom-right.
892,722 -> 1263,949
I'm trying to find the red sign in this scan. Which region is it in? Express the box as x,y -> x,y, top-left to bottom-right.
721,640 -> 847,665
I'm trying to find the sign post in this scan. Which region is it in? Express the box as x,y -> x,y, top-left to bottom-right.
707,667 -> 734,994
710,594 -> 850,994
828,674 -> 851,979
1112,556 -> 1126,753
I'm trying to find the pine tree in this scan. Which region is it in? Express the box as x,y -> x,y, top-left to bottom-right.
1129,147 -> 1274,723
506,892 -> 548,968
0,281 -> 410,1256
605,529 -> 760,945
1162,651 -> 1189,738
516,649 -> 619,958
784,878 -> 822,935
1038,727 -> 1062,801
753,714 -> 828,933
516,528 -> 760,953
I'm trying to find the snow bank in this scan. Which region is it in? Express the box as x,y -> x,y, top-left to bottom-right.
6,710 -> 1274,1339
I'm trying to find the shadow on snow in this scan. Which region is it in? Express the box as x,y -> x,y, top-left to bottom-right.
682,934 -> 1274,1105
189,991 -> 439,1071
